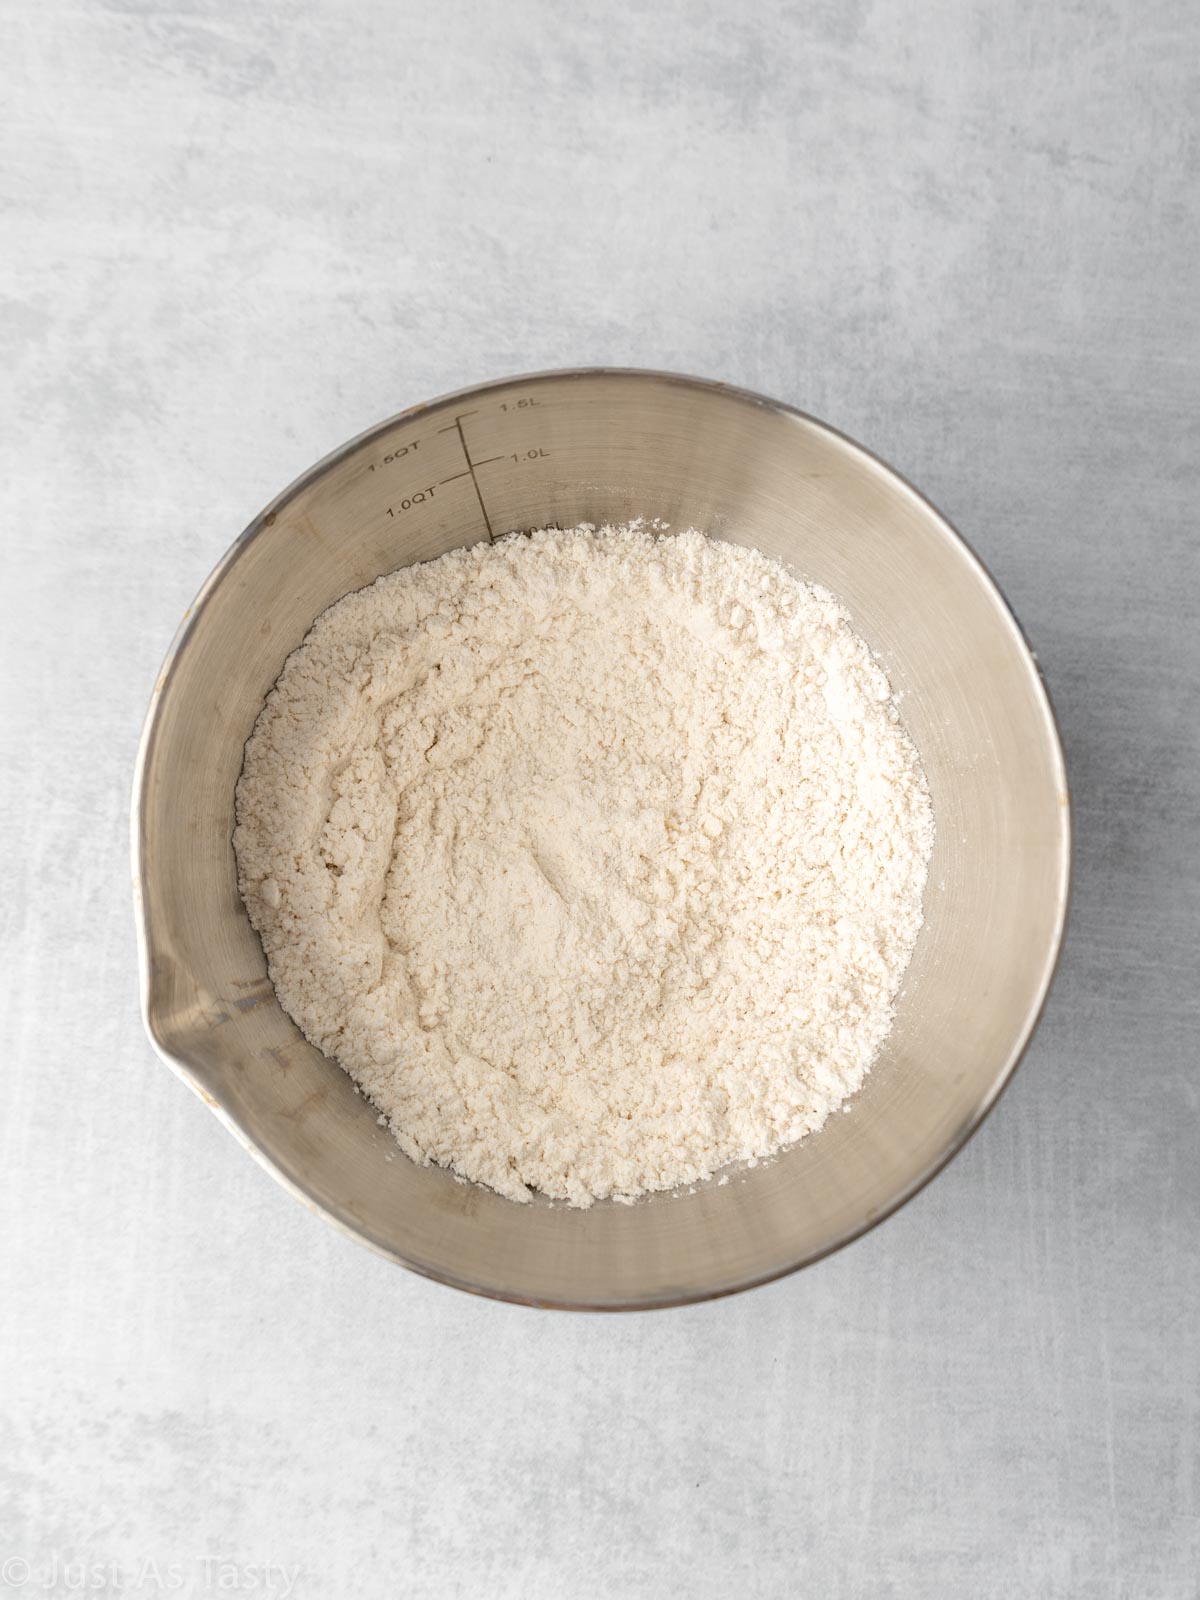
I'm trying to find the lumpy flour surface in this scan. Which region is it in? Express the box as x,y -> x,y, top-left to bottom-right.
234,525 -> 934,1206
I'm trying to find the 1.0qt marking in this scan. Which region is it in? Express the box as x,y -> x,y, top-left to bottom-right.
385,485 -> 436,517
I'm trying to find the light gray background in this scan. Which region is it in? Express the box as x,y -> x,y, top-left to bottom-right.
3,0 -> 1197,1595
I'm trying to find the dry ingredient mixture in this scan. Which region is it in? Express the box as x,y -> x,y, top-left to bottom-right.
234,524 -> 934,1206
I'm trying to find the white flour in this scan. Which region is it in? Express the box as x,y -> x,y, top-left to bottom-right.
234,525 -> 933,1206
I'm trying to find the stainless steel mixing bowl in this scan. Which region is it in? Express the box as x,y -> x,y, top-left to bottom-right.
133,368 -> 1070,1309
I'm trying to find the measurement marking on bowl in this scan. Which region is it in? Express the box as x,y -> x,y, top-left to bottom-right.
365,440 -> 422,470
431,402 -> 552,541
438,412 -> 492,544
384,487 -> 438,518
371,399 -> 553,534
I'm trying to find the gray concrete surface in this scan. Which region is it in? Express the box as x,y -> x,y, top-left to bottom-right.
3,0 -> 1198,1595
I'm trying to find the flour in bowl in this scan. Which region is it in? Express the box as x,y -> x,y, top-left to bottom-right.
234,524 -> 934,1206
